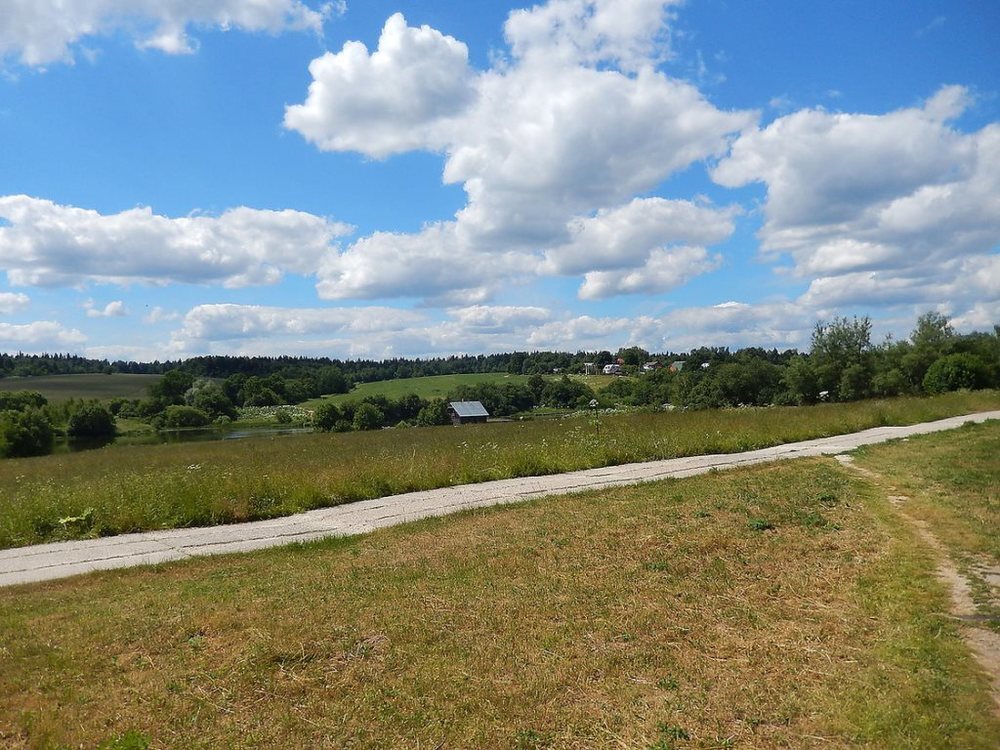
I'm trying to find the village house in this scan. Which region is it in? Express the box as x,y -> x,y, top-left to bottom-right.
448,400 -> 489,425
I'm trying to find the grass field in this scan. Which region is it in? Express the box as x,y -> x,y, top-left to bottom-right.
0,373 -> 161,402
0,391 -> 997,550
1,424 -> 997,748
854,421 -> 1000,632
299,372 -> 624,410
300,372 -> 532,409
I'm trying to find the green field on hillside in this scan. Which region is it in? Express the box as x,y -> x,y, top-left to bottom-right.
301,372 -> 626,410
301,372 -> 533,408
0,373 -> 162,402
2,423 -> 997,748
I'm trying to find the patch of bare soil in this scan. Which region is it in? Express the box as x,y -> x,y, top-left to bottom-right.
836,454 -> 1000,714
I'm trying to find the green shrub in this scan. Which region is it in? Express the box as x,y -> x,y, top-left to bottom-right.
67,401 -> 116,438
314,401 -> 342,431
416,399 -> 450,426
185,379 -> 237,419
352,402 -> 384,431
160,405 -> 211,429
923,353 -> 989,394
0,408 -> 55,458
0,390 -> 47,412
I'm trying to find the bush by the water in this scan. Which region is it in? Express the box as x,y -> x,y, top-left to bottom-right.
66,402 -> 116,438
159,405 -> 211,429
0,409 -> 55,458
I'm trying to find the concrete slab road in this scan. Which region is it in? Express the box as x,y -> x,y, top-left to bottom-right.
2,410 -> 997,588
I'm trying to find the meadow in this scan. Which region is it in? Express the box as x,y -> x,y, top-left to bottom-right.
0,390 -> 997,550
0,373 -> 162,402
1,422 -> 997,748
300,372 -> 533,408
300,372 -> 623,410
853,421 -> 1000,632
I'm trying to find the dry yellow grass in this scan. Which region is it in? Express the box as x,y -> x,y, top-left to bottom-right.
2,446 -> 998,748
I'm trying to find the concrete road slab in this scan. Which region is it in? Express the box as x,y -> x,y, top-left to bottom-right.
1,410 -> 997,588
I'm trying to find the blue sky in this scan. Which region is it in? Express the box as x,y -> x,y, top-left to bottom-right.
0,0 -> 997,360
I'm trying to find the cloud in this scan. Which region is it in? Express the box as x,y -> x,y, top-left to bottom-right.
0,321 -> 87,350
315,223 -> 537,302
286,3 -> 755,303
578,246 -> 722,299
542,197 -> 736,276
503,0 -> 679,71
525,314 -> 640,349
176,303 -> 427,342
712,87 -> 997,272
446,305 -> 552,333
161,302 -> 665,359
950,301 -> 1000,332
712,86 -> 1000,314
84,299 -> 128,318
0,292 -> 30,314
656,301 -> 819,351
284,13 -> 476,159
0,0 -> 335,67
143,306 -> 181,324
162,303 -> 557,358
798,254 -> 1000,310
0,196 -> 353,288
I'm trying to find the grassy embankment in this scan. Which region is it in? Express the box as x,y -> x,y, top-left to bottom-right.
1,423 -> 997,747
0,391 -> 997,550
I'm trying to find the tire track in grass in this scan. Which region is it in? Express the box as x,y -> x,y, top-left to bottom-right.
836,453 -> 1000,714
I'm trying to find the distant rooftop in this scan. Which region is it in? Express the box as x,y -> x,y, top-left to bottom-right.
448,400 -> 490,418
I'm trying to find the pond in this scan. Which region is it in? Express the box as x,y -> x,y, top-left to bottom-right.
54,425 -> 314,453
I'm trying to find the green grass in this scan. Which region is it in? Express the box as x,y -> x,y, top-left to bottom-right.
0,391 -> 996,550
298,372 -> 625,410
853,420 -> 1000,631
300,372 -> 533,409
0,373 -> 162,402
2,433 -> 998,748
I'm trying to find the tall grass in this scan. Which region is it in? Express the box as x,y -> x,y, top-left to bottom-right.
0,391 -> 997,549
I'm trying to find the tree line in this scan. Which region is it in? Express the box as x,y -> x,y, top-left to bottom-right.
2,314 -> 997,452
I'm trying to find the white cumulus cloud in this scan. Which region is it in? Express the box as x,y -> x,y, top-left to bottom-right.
284,13 -> 476,159
503,0 -> 679,71
446,305 -> 552,333
0,321 -> 87,350
0,0 -> 335,67
0,292 -> 30,314
84,299 -> 128,318
712,87 -> 999,282
144,307 -> 181,324
657,301 -> 818,351
176,303 -> 426,341
286,2 -> 754,303
0,196 -> 354,288
578,246 -> 722,299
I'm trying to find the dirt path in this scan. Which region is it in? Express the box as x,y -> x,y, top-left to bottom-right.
2,409 -> 998,588
836,454 -> 1000,715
